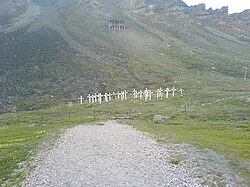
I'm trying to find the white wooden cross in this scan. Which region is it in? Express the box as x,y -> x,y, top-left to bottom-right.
132,89 -> 138,99
94,93 -> 97,103
138,90 -> 143,100
98,93 -> 103,104
112,92 -> 116,99
158,87 -> 163,99
144,88 -> 149,101
149,90 -> 153,101
120,91 -> 125,101
87,94 -> 92,104
156,89 -> 160,99
117,91 -> 121,100
156,87 -> 163,99
104,93 -> 108,102
91,94 -> 95,103
165,88 -> 170,98
179,89 -> 184,97
108,93 -> 112,101
124,90 -> 128,100
171,87 -> 177,97
79,96 -> 84,104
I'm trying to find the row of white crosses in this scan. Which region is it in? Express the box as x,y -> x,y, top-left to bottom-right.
161,87 -> 184,99
132,88 -> 153,102
133,87 -> 184,101
82,90 -> 129,104
79,87 -> 184,104
117,90 -> 128,101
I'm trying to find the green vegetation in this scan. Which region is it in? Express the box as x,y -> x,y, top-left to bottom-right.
88,88 -> 249,183
0,103 -> 94,186
120,93 -> 249,184
170,159 -> 181,165
0,85 -> 249,185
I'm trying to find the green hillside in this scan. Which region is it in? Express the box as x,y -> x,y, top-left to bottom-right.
0,0 -> 249,112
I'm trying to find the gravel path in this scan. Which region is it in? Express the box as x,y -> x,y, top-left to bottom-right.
23,121 -> 244,187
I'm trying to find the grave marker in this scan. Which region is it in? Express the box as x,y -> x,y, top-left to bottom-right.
79,96 -> 84,105
94,93 -> 97,103
132,89 -> 138,99
124,90 -> 128,100
112,92 -> 116,99
144,88 -> 149,102
165,88 -> 170,98
108,93 -> 112,101
156,89 -> 159,99
149,90 -> 153,101
156,87 -> 163,99
179,89 -> 184,97
121,91 -> 125,101
171,87 -> 177,97
138,90 -> 143,100
104,93 -> 109,102
91,94 -> 95,103
87,94 -> 92,104
97,93 -> 103,104
117,91 -> 121,100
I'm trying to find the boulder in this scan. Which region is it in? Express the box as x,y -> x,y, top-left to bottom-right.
153,115 -> 173,122
27,123 -> 38,128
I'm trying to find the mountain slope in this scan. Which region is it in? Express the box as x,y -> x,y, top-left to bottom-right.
0,0 -> 249,112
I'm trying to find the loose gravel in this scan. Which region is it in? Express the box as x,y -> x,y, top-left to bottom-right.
23,121 -> 245,187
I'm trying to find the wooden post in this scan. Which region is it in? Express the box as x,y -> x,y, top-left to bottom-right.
185,104 -> 187,119
187,102 -> 191,112
244,67 -> 248,80
41,113 -> 44,122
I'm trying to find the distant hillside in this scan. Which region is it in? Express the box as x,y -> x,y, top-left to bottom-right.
0,0 -> 249,113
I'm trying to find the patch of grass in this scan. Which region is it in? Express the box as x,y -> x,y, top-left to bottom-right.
0,103 -> 94,186
96,122 -> 105,126
170,159 -> 181,165
121,115 -> 249,183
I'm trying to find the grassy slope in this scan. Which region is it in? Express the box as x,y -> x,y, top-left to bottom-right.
1,92 -> 249,185
0,103 -> 94,186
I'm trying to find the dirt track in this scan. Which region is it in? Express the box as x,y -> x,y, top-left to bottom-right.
23,121 -> 244,187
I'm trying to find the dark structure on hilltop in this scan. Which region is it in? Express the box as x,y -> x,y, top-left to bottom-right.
108,18 -> 125,30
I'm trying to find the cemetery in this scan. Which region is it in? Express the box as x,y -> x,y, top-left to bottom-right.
80,87 -> 184,104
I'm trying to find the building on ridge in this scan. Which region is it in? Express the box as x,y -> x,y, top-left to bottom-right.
108,18 -> 125,30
